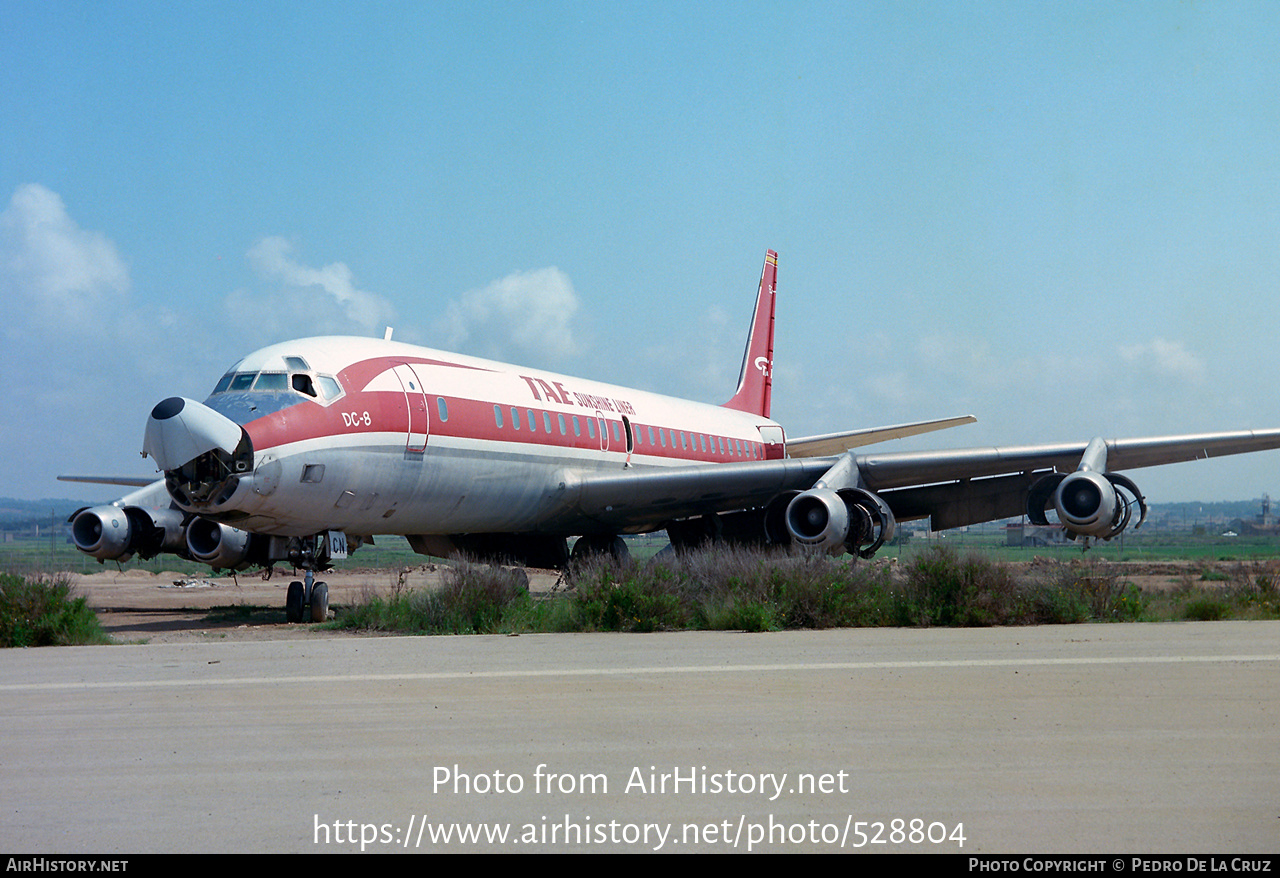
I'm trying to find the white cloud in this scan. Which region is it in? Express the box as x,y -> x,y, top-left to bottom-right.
0,185 -> 160,497
1118,337 -> 1206,385
442,266 -> 579,361
247,236 -> 395,332
0,183 -> 130,322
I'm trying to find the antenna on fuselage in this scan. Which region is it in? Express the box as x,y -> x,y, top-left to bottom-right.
384,327 -> 394,340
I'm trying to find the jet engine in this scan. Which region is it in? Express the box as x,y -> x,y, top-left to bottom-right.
1027,468 -> 1146,541
784,486 -> 896,558
184,518 -> 257,569
70,505 -> 186,562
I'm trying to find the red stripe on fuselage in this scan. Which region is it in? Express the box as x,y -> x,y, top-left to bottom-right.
243,388 -> 767,464
338,355 -> 494,394
240,352 -> 769,461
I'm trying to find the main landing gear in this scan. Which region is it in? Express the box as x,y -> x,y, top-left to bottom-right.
286,569 -> 329,623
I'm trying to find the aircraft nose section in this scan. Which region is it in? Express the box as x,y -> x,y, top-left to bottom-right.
143,396 -> 255,511
143,397 -> 245,472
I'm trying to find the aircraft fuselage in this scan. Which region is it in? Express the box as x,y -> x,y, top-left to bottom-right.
186,336 -> 785,541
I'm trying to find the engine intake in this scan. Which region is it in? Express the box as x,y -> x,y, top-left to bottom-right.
1027,470 -> 1146,540
784,486 -> 896,558
70,505 -> 186,562
185,518 -> 256,569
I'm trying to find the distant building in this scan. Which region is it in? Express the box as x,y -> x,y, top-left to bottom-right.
1231,494 -> 1279,536
1005,522 -> 1068,547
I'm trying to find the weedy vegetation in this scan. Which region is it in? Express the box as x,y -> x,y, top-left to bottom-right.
328,543 -> 1280,636
6,539 -> 1278,644
0,571 -> 111,647
336,559 -> 538,634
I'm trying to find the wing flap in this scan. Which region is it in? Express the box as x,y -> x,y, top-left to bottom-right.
883,471 -> 1048,531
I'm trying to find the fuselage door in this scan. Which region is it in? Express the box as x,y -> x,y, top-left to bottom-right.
393,364 -> 429,452
596,411 -> 610,453
759,424 -> 786,460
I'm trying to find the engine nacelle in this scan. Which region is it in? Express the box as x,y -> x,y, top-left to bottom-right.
70,505 -> 134,561
1054,470 -> 1119,536
785,488 -> 849,553
70,505 -> 187,562
185,518 -> 255,569
1028,470 -> 1146,541
784,486 -> 897,558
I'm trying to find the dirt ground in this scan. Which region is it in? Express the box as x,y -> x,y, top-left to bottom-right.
67,557 -> 1261,644
73,564 -> 565,643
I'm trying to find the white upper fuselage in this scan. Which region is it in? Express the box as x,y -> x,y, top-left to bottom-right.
198,336 -> 785,538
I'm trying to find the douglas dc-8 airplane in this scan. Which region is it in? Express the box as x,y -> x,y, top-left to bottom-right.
66,250 -> 1280,621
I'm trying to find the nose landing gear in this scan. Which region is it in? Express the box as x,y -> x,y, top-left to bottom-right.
285,570 -> 330,623
282,532 -> 345,623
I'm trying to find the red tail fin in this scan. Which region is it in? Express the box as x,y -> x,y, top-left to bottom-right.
722,250 -> 777,417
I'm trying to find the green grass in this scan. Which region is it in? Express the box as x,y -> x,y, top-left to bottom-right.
0,571 -> 112,647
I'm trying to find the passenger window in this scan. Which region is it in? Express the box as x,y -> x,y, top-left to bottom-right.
494,406 -> 504,428
511,407 -> 520,430
527,410 -> 537,432
437,398 -> 449,422
558,413 -> 567,435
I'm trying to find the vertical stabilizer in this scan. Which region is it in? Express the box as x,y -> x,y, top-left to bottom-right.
722,250 -> 777,417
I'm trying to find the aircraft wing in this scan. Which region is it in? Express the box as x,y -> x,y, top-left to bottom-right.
556,457 -> 836,532
855,430 -> 1280,490
558,428 -> 1280,537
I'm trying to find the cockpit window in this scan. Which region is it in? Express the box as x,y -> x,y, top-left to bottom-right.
210,369 -> 343,402
316,375 -> 342,400
253,372 -> 288,391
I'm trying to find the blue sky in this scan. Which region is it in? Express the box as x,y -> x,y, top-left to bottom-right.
4,1 -> 1280,504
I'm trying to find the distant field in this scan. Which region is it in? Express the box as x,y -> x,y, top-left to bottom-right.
888,531 -> 1280,564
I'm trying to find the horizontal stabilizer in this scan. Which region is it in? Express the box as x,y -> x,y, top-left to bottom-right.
58,475 -> 160,488
787,415 -> 977,458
